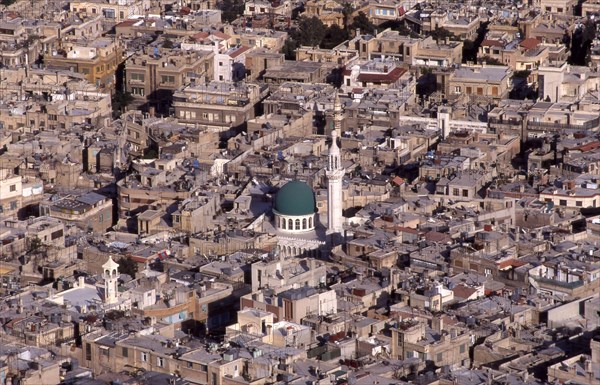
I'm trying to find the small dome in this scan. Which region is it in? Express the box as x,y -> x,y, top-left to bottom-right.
274,181 -> 317,216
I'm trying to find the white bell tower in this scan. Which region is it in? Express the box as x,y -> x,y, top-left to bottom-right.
102,256 -> 120,305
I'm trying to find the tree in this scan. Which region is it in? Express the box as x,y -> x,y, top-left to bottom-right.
341,2 -> 355,28
351,11 -> 375,35
478,56 -> 503,65
162,38 -> 174,49
281,38 -> 298,60
118,257 -> 138,278
429,28 -> 456,42
297,16 -> 327,47
1,0 -> 18,6
321,25 -> 349,49
220,0 -> 244,23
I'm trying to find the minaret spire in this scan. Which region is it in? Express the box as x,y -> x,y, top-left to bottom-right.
326,94 -> 345,237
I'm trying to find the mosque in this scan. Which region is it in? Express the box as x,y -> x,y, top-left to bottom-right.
270,92 -> 345,258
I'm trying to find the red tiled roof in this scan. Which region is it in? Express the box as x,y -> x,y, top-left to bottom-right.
396,226 -> 419,234
192,31 -> 210,40
570,141 -> 600,152
452,284 -> 478,299
481,39 -> 504,48
356,66 -> 406,83
116,19 -> 138,27
392,176 -> 405,186
213,31 -> 231,39
520,38 -> 541,50
424,231 -> 451,243
229,45 -> 251,58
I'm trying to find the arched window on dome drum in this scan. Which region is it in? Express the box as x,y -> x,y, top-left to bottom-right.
302,218 -> 307,229
288,219 -> 293,229
281,217 -> 285,229
295,219 -> 300,230
309,217 -> 312,228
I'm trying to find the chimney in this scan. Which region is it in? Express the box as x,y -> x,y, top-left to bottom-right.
432,316 -> 443,334
78,276 -> 85,287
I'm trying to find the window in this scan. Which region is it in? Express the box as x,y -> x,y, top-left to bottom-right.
187,361 -> 193,368
477,87 -> 483,95
462,189 -> 469,197
200,364 -> 208,372
460,344 -> 466,353
103,8 -> 115,18
452,188 -> 459,196
85,343 -> 92,361
295,219 -> 300,230
157,357 -> 164,367
131,87 -> 145,96
9,184 -> 16,192
576,201 -> 582,207
130,73 -> 145,82
454,86 -> 461,93
437,352 -> 443,362
161,75 -> 175,84
559,200 -> 567,206
122,347 -> 128,357
302,218 -> 307,229
141,352 -> 148,362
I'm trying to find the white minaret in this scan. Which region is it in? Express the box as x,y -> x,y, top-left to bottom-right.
326,92 -> 345,235
102,256 -> 120,305
332,90 -> 343,136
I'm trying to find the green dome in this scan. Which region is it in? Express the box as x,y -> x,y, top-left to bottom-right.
274,181 -> 316,216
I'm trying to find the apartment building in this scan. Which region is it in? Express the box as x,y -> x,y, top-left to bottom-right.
344,30 -> 462,67
125,47 -> 214,113
45,37 -> 123,90
342,60 -> 409,91
442,64 -> 513,101
391,319 -> 471,367
39,191 -> 113,233
243,0 -> 292,18
69,0 -> 151,23
172,193 -> 220,234
172,81 -> 269,131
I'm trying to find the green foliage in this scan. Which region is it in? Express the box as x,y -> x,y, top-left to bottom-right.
478,56 -> 503,65
28,237 -> 44,253
112,91 -> 134,117
351,11 -> 375,35
118,257 -> 138,278
281,38 -> 298,60
162,38 -> 174,49
321,24 -> 349,49
297,16 -> 327,46
341,2 -> 355,27
143,148 -> 158,159
513,70 -> 531,78
1,0 -> 18,6
429,28 -> 457,42
220,0 -> 244,23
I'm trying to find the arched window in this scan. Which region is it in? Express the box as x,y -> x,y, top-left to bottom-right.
281,217 -> 286,229
295,219 -> 300,230
302,218 -> 307,229
288,219 -> 293,229
309,217 -> 313,228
